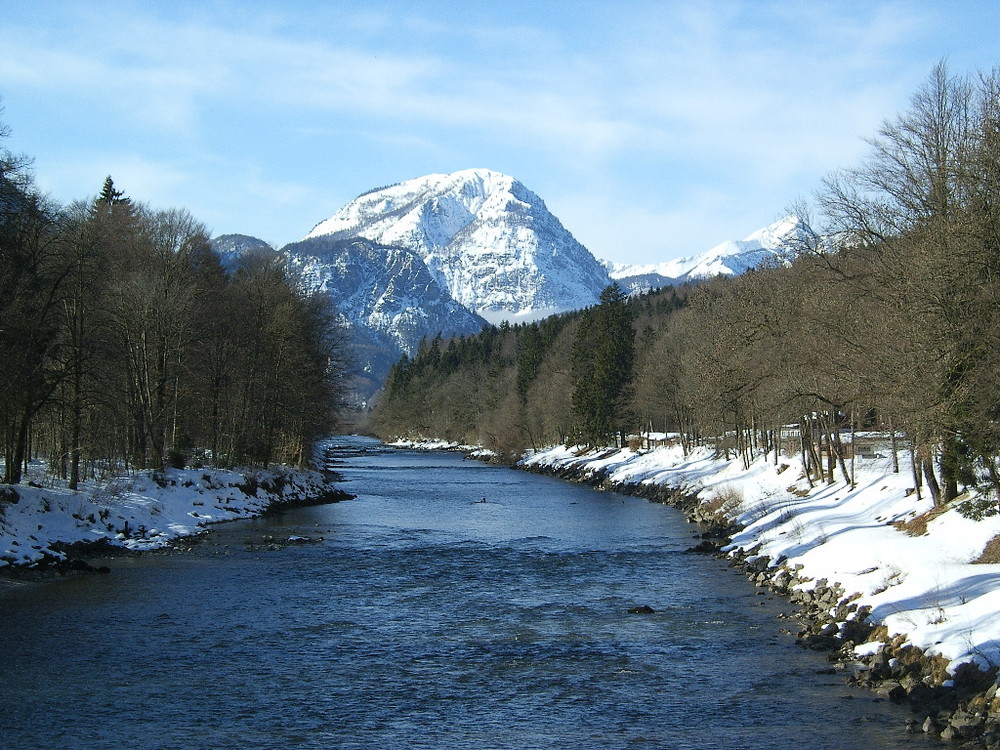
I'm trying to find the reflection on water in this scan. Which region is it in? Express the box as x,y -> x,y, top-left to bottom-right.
0,437 -> 929,749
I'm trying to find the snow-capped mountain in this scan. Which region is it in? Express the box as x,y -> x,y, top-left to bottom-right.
605,215 -> 814,294
305,168 -> 611,323
215,177 -> 814,404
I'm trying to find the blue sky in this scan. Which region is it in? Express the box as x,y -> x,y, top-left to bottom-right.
1,1 -> 997,265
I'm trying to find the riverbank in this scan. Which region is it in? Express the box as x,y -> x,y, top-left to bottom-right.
0,460 -> 351,574
516,441 -> 1000,744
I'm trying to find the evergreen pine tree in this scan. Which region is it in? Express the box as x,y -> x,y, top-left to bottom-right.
97,175 -> 128,206
571,283 -> 635,444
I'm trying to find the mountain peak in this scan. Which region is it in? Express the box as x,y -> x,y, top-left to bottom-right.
303,169 -> 610,321
742,214 -> 803,243
606,215 -> 813,294
305,168 -> 518,242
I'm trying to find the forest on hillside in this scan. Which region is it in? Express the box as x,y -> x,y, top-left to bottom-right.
1,113 -> 348,486
372,63 -> 1000,509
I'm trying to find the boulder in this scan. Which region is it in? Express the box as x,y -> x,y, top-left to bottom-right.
948,710 -> 985,739
876,681 -> 907,702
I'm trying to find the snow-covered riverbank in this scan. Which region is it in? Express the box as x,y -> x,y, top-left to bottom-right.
0,463 -> 348,569
520,442 -> 1000,680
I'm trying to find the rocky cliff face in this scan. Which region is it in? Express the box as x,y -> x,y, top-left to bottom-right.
285,235 -> 487,354
282,235 -> 488,402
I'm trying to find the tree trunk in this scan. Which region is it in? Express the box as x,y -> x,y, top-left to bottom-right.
849,410 -> 857,487
69,359 -> 83,490
826,415 -> 852,485
939,435 -> 961,503
922,450 -> 942,505
800,421 -> 814,488
910,444 -> 923,503
9,412 -> 30,484
889,418 -> 900,474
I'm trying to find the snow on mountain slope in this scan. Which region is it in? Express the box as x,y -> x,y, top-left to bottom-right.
281,235 -> 487,401
305,168 -> 611,320
606,215 -> 814,293
286,236 -> 485,355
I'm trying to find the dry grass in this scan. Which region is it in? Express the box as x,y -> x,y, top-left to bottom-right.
974,533 -> 1000,564
868,624 -> 890,642
893,505 -> 949,536
701,487 -> 744,522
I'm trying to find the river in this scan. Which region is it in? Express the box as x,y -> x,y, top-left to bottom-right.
0,436 -> 929,749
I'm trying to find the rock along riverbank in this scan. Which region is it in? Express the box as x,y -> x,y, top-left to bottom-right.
510,442 -> 1000,747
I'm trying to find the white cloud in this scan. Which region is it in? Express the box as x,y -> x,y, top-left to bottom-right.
2,0 -> 997,262
30,150 -> 189,206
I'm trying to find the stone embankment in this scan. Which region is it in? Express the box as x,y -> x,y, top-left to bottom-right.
521,458 -> 1000,747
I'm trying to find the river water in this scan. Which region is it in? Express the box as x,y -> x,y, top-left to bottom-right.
0,436 -> 929,750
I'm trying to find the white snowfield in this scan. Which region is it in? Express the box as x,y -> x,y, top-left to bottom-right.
0,464 -> 334,568
521,441 -> 1000,679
